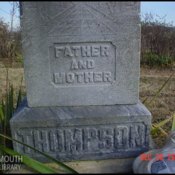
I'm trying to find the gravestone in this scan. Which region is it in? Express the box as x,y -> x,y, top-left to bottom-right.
10,2 -> 152,173
20,1 -> 140,107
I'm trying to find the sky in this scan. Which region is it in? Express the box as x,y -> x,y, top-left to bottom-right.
0,1 -> 175,29
141,2 -> 175,25
0,2 -> 20,29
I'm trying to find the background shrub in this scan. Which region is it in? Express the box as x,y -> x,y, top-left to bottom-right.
141,13 -> 175,68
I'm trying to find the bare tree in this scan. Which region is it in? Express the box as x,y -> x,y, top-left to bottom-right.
8,1 -> 20,66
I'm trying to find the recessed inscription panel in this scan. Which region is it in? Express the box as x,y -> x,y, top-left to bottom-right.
22,2 -> 140,106
50,42 -> 116,86
13,123 -> 149,160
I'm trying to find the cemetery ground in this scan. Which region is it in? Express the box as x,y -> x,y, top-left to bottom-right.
0,63 -> 174,148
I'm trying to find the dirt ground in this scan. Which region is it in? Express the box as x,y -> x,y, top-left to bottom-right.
0,65 -> 174,148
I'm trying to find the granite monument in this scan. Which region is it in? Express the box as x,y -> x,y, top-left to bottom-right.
10,2 -> 152,173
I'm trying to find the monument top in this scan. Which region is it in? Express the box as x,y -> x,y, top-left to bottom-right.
21,2 -> 141,107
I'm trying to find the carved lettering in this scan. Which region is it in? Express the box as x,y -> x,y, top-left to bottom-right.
64,129 -> 83,152
83,128 -> 98,151
130,124 -> 146,147
15,130 -> 35,154
82,46 -> 91,57
71,59 -> 95,70
55,46 -> 63,58
84,72 -> 94,83
48,130 -> 64,152
94,72 -> 103,82
71,46 -> 81,57
14,123 -> 148,156
53,71 -> 112,84
55,45 -> 110,58
70,59 -> 79,70
34,130 -> 49,152
103,72 -> 112,82
91,46 -> 100,57
51,42 -> 115,85
87,60 -> 95,69
64,46 -> 74,57
66,73 -> 74,83
101,45 -> 109,56
78,60 -> 87,69
114,126 -> 129,149
98,128 -> 114,149
54,73 -> 65,84
75,72 -> 84,83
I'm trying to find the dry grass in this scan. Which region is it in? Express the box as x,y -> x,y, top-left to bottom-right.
140,66 -> 175,147
0,67 -> 25,104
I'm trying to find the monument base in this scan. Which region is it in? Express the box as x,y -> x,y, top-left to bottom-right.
10,98 -> 152,164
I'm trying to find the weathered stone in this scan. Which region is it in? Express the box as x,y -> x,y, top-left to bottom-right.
21,2 -> 141,107
10,2 -> 153,173
10,98 -> 152,162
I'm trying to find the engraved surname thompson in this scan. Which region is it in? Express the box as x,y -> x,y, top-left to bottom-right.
50,42 -> 115,85
15,123 -> 148,155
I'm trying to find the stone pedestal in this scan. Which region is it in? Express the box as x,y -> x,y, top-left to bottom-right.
10,98 -> 151,167
9,2 -> 153,173
21,2 -> 141,107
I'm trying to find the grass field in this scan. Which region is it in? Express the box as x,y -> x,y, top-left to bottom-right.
0,66 -> 174,148
140,67 -> 175,147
